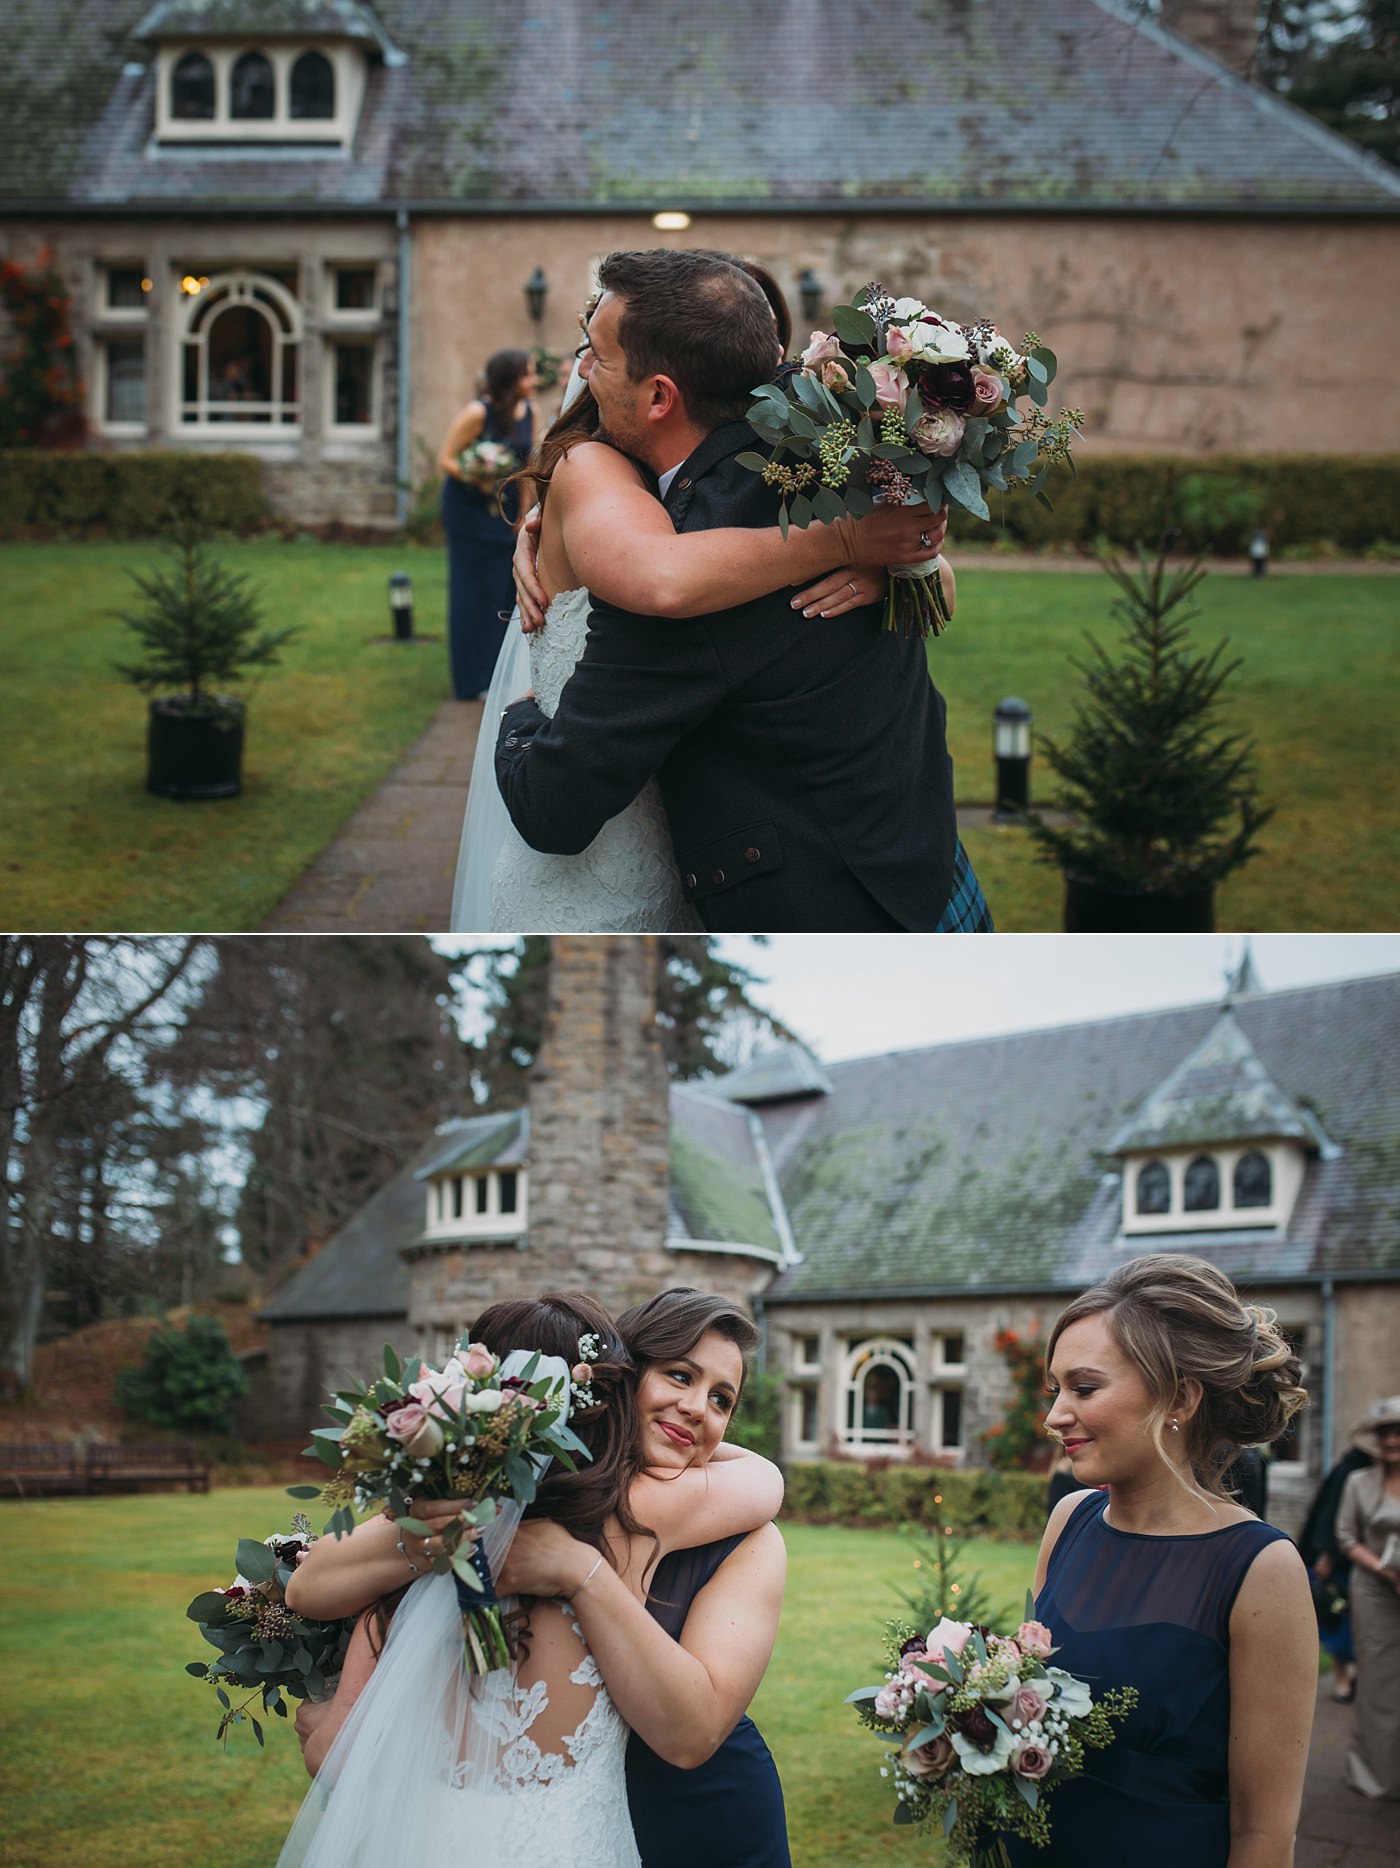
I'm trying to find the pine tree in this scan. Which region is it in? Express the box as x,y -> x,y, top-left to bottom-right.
1258,0 -> 1399,167
113,498 -> 299,713
1029,539 -> 1273,895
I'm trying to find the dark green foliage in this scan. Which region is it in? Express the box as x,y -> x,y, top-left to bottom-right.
1028,535 -> 1273,895
113,498 -> 299,711
115,1313 -> 249,1435
726,1369 -> 782,1460
0,449 -> 267,537
0,251 -> 83,448
1258,0 -> 1400,166
782,1461 -> 1047,1537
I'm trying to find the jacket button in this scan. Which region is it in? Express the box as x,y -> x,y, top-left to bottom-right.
744,846 -> 761,864
684,873 -> 697,890
677,476 -> 691,489
712,868 -> 726,885
504,735 -> 519,748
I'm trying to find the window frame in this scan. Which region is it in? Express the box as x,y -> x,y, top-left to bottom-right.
840,1337 -> 916,1455
153,41 -> 359,146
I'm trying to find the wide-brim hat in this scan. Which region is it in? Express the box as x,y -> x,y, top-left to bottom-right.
1352,1396 -> 1400,1453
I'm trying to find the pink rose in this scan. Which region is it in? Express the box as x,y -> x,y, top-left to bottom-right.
821,360 -> 852,394
1009,1686 -> 1048,1728
900,1652 -> 949,1695
383,1402 -> 446,1458
408,1367 -> 465,1420
459,1343 -> 497,1380
911,407 -> 965,458
1013,1743 -> 1053,1780
1016,1620 -> 1054,1660
901,1732 -> 956,1779
924,1616 -> 973,1664
970,365 -> 1004,411
884,324 -> 916,365
868,361 -> 910,413
874,1681 -> 911,1720
801,329 -> 841,369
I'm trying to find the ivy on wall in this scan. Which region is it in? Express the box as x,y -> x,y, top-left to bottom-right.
0,249 -> 84,448
981,1326 -> 1050,1472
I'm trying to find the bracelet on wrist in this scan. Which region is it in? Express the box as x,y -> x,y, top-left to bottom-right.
397,1533 -> 422,1574
575,1553 -> 605,1595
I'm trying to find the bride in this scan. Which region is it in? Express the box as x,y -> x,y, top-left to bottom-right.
280,1291 -> 784,1867
450,274 -> 954,933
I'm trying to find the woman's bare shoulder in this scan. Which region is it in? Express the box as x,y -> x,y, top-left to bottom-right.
553,438 -> 649,492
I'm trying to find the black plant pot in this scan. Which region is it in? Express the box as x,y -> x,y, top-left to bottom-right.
146,697 -> 245,800
1063,870 -> 1215,933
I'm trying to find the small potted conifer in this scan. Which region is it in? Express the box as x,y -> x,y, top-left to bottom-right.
114,498 -> 299,800
1028,535 -> 1272,931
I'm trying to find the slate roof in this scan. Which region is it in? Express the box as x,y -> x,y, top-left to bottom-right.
668,1087 -> 785,1257
413,1110 -> 527,1178
1106,1007 -> 1330,1155
4,0 -> 1398,213
759,973 -> 1400,1304
707,1044 -> 834,1106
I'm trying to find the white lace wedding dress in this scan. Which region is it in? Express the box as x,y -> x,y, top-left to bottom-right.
452,587 -> 702,932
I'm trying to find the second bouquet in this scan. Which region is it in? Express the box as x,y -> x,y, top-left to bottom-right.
292,1339 -> 589,1673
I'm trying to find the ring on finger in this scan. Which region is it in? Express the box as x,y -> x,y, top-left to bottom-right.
918,530 -> 932,550
847,581 -> 858,597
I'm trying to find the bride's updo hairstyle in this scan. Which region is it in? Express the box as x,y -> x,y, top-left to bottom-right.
1047,1253 -> 1307,1500
615,1287 -> 761,1408
468,1291 -> 648,1557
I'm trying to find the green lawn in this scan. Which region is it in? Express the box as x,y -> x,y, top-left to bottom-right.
0,1487 -> 1035,1868
0,541 -> 451,931
2,542 -> 1392,930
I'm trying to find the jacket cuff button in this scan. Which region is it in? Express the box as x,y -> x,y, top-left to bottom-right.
684,873 -> 697,890
711,868 -> 725,886
744,846 -> 760,864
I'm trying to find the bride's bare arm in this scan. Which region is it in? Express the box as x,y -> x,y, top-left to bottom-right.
497,1519 -> 786,1768
554,441 -> 941,618
284,1512 -> 424,1619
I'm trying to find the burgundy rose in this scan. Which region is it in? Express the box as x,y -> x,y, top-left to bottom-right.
379,1395 -> 416,1419
954,1705 -> 998,1749
921,361 -> 976,413
899,1636 -> 928,1659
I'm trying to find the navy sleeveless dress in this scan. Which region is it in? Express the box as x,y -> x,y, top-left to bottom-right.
1005,1490 -> 1289,1867
625,1533 -> 791,1868
441,396 -> 533,699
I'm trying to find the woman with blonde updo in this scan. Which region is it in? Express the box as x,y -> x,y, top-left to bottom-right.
1004,1253 -> 1315,1868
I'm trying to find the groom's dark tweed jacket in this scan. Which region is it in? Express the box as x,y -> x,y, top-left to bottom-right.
494,421 -> 958,932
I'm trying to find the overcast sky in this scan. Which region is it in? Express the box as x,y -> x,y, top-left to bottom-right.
708,935 -> 1400,1061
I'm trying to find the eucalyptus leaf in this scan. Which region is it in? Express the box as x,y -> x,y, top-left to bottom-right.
844,483 -> 874,517
791,371 -> 825,413
904,389 -> 924,432
943,1799 -> 959,1837
747,421 -> 786,447
383,1342 -> 402,1381
1033,345 -> 1057,381
812,486 -> 846,524
251,1717 -> 265,1748
304,1438 -> 341,1470
789,494 -> 814,528
788,408 -> 820,442
1013,1772 -> 1039,1808
215,1686 -> 230,1708
185,1661 -> 209,1678
944,460 -> 990,521
235,1539 -> 277,1584
832,303 -> 878,348
735,451 -> 770,473
906,1720 -> 945,1749
286,1484 -> 322,1500
1028,377 -> 1048,410
778,503 -> 790,540
855,369 -> 878,410
1025,355 -> 1048,384
893,1801 -> 916,1827
856,415 -> 876,450
452,1555 -> 484,1591
397,1516 -> 432,1535
186,1590 -> 231,1622
843,1684 -> 884,1704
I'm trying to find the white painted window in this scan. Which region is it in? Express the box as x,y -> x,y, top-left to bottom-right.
841,1338 -> 915,1452
177,269 -> 302,431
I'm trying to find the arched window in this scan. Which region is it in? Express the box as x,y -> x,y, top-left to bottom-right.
172,52 -> 215,120
1136,1159 -> 1170,1215
842,1338 -> 915,1449
230,50 -> 275,119
180,271 -> 301,428
1234,1150 -> 1273,1208
291,50 -> 335,119
1184,1154 -> 1221,1212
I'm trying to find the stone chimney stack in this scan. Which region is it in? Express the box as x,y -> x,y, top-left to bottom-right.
525,936 -> 673,1305
1159,0 -> 1259,78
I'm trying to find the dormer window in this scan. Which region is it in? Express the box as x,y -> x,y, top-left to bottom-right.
231,50 -> 275,119
1234,1150 -> 1272,1207
172,52 -> 215,119
1136,1159 -> 1170,1215
1183,1155 -> 1220,1212
424,1165 -> 528,1241
152,40 -> 367,146
291,51 -> 335,118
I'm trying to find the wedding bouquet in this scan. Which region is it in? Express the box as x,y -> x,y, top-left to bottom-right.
845,1597 -> 1136,1867
457,437 -> 521,513
184,1514 -> 356,1746
290,1339 -> 590,1673
741,284 -> 1083,638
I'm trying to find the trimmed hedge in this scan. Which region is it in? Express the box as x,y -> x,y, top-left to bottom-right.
0,449 -> 267,536
782,1460 -> 1047,1538
987,453 -> 1400,554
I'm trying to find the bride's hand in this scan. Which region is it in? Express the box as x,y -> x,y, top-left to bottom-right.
395,1496 -> 484,1564
839,500 -> 948,567
513,505 -> 548,633
789,565 -> 887,618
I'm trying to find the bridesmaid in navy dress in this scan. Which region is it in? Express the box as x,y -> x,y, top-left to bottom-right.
1006,1254 -> 1315,1868
438,347 -> 536,698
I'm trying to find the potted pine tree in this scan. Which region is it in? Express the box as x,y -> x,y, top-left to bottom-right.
114,500 -> 299,800
1028,537 -> 1272,932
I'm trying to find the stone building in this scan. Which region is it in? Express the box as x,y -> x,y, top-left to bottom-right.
3,0 -> 1398,525
255,959 -> 1400,1530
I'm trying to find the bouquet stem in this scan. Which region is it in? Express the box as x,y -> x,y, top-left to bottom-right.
452,1537 -> 513,1675
884,559 -> 952,640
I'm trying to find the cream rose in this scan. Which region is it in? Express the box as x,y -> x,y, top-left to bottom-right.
821,359 -> 852,393
970,365 -> 1004,411
1016,1620 -> 1054,1660
901,1732 -> 956,1779
801,329 -> 841,370
1010,1686 -> 1049,1728
912,407 -> 966,458
459,1343 -> 497,1380
408,1367 -> 466,1420
1013,1743 -> 1053,1780
868,361 -> 910,413
384,1403 -> 446,1458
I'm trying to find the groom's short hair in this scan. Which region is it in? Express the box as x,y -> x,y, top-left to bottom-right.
598,249 -> 778,430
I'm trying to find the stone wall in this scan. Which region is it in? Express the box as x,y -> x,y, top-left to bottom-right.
242,1315 -> 405,1439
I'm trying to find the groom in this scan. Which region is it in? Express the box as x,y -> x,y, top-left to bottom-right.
494,248 -> 991,933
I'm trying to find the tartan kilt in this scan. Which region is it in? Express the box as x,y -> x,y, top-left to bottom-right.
934,840 -> 995,932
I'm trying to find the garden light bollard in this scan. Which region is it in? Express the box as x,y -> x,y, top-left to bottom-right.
1249,529 -> 1269,577
389,571 -> 414,641
993,697 -> 1032,822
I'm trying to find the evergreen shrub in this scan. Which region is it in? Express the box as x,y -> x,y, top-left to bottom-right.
781,1460 -> 1045,1536
115,1313 -> 249,1436
0,449 -> 266,536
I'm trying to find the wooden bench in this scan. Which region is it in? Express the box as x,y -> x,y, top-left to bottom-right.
0,1442 -> 88,1497
86,1441 -> 211,1494
0,1441 -> 212,1497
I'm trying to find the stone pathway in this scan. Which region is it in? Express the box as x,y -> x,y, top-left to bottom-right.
261,698 -> 481,933
1298,1679 -> 1397,1867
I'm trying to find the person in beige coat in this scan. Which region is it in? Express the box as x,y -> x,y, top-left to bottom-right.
1336,1396 -> 1400,1799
